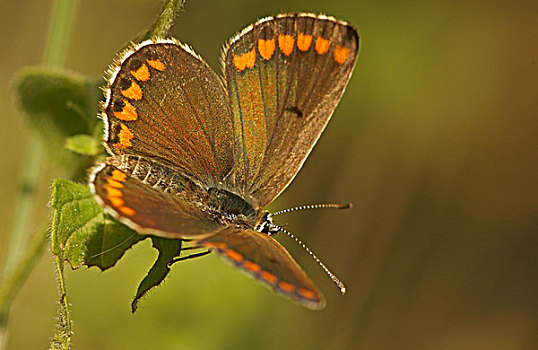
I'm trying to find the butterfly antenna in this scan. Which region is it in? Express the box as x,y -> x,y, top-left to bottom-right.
272,202 -> 352,216
270,224 -> 347,294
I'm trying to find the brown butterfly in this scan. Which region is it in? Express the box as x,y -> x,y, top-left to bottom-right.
90,13 -> 359,309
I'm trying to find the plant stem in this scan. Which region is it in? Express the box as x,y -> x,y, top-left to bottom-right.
0,229 -> 48,323
43,0 -> 78,68
1,137 -> 44,276
146,0 -> 184,39
45,1 -> 80,347
49,254 -> 72,350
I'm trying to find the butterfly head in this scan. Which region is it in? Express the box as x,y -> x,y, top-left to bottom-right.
255,211 -> 280,236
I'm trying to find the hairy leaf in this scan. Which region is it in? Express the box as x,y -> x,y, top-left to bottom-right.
12,67 -> 102,167
51,179 -> 145,270
65,134 -> 101,156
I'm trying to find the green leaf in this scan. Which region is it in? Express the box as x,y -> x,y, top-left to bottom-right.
132,237 -> 182,313
51,179 -> 145,270
65,134 -> 101,156
12,67 -> 102,167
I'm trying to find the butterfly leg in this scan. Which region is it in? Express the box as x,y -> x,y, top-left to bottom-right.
168,249 -> 211,266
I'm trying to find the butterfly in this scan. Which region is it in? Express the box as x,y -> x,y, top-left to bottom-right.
89,13 -> 359,310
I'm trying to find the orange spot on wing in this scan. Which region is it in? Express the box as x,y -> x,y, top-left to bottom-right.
243,260 -> 261,273
131,63 -> 150,81
115,123 -> 134,149
279,281 -> 295,293
298,288 -> 316,300
109,197 -> 125,207
106,178 -> 124,188
111,169 -> 127,182
278,34 -> 295,56
260,271 -> 277,285
146,59 -> 165,71
113,99 -> 138,121
119,206 -> 136,216
315,37 -> 330,55
233,47 -> 256,71
214,242 -> 227,250
225,249 -> 244,262
121,80 -> 142,100
333,45 -> 351,64
104,186 -> 122,198
258,38 -> 275,60
297,33 -> 313,51
202,242 -> 227,250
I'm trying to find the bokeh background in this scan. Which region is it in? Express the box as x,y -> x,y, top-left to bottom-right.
1,0 -> 537,349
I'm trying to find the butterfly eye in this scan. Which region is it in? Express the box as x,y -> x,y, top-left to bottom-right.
255,211 -> 275,234
255,220 -> 269,233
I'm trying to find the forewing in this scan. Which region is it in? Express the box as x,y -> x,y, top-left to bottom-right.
224,14 -> 359,207
104,39 -> 235,186
197,227 -> 325,309
90,156 -> 220,239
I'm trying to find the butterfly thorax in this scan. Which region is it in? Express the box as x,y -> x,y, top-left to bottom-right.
205,187 -> 261,229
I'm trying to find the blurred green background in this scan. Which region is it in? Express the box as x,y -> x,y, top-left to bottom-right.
1,0 -> 537,349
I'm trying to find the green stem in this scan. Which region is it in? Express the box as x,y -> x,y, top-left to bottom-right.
0,86 -> 47,350
45,1 -> 80,347
0,230 -> 47,312
49,254 -> 72,350
146,0 -> 184,39
1,137 -> 44,276
0,230 -> 48,348
43,0 -> 79,68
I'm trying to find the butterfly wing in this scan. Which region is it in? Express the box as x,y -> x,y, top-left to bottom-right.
103,39 -> 235,186
223,14 -> 359,208
90,156 -> 220,239
197,227 -> 325,309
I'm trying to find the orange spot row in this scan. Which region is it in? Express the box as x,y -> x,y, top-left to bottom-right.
243,260 -> 261,273
333,45 -> 351,64
258,38 -> 275,60
297,288 -> 316,301
113,99 -> 138,121
106,178 -> 123,188
205,242 -> 319,302
146,58 -> 165,71
114,123 -> 134,149
225,249 -> 244,262
104,186 -> 122,197
233,33 -> 352,71
112,169 -> 127,181
297,33 -> 313,52
103,168 -> 136,216
279,281 -> 294,293
315,37 -> 330,55
211,242 -> 227,250
130,58 -> 166,81
278,34 -> 295,56
121,80 -> 142,101
131,63 -> 150,81
233,47 -> 256,71
260,270 -> 278,285
119,206 -> 136,215
109,197 -> 125,207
